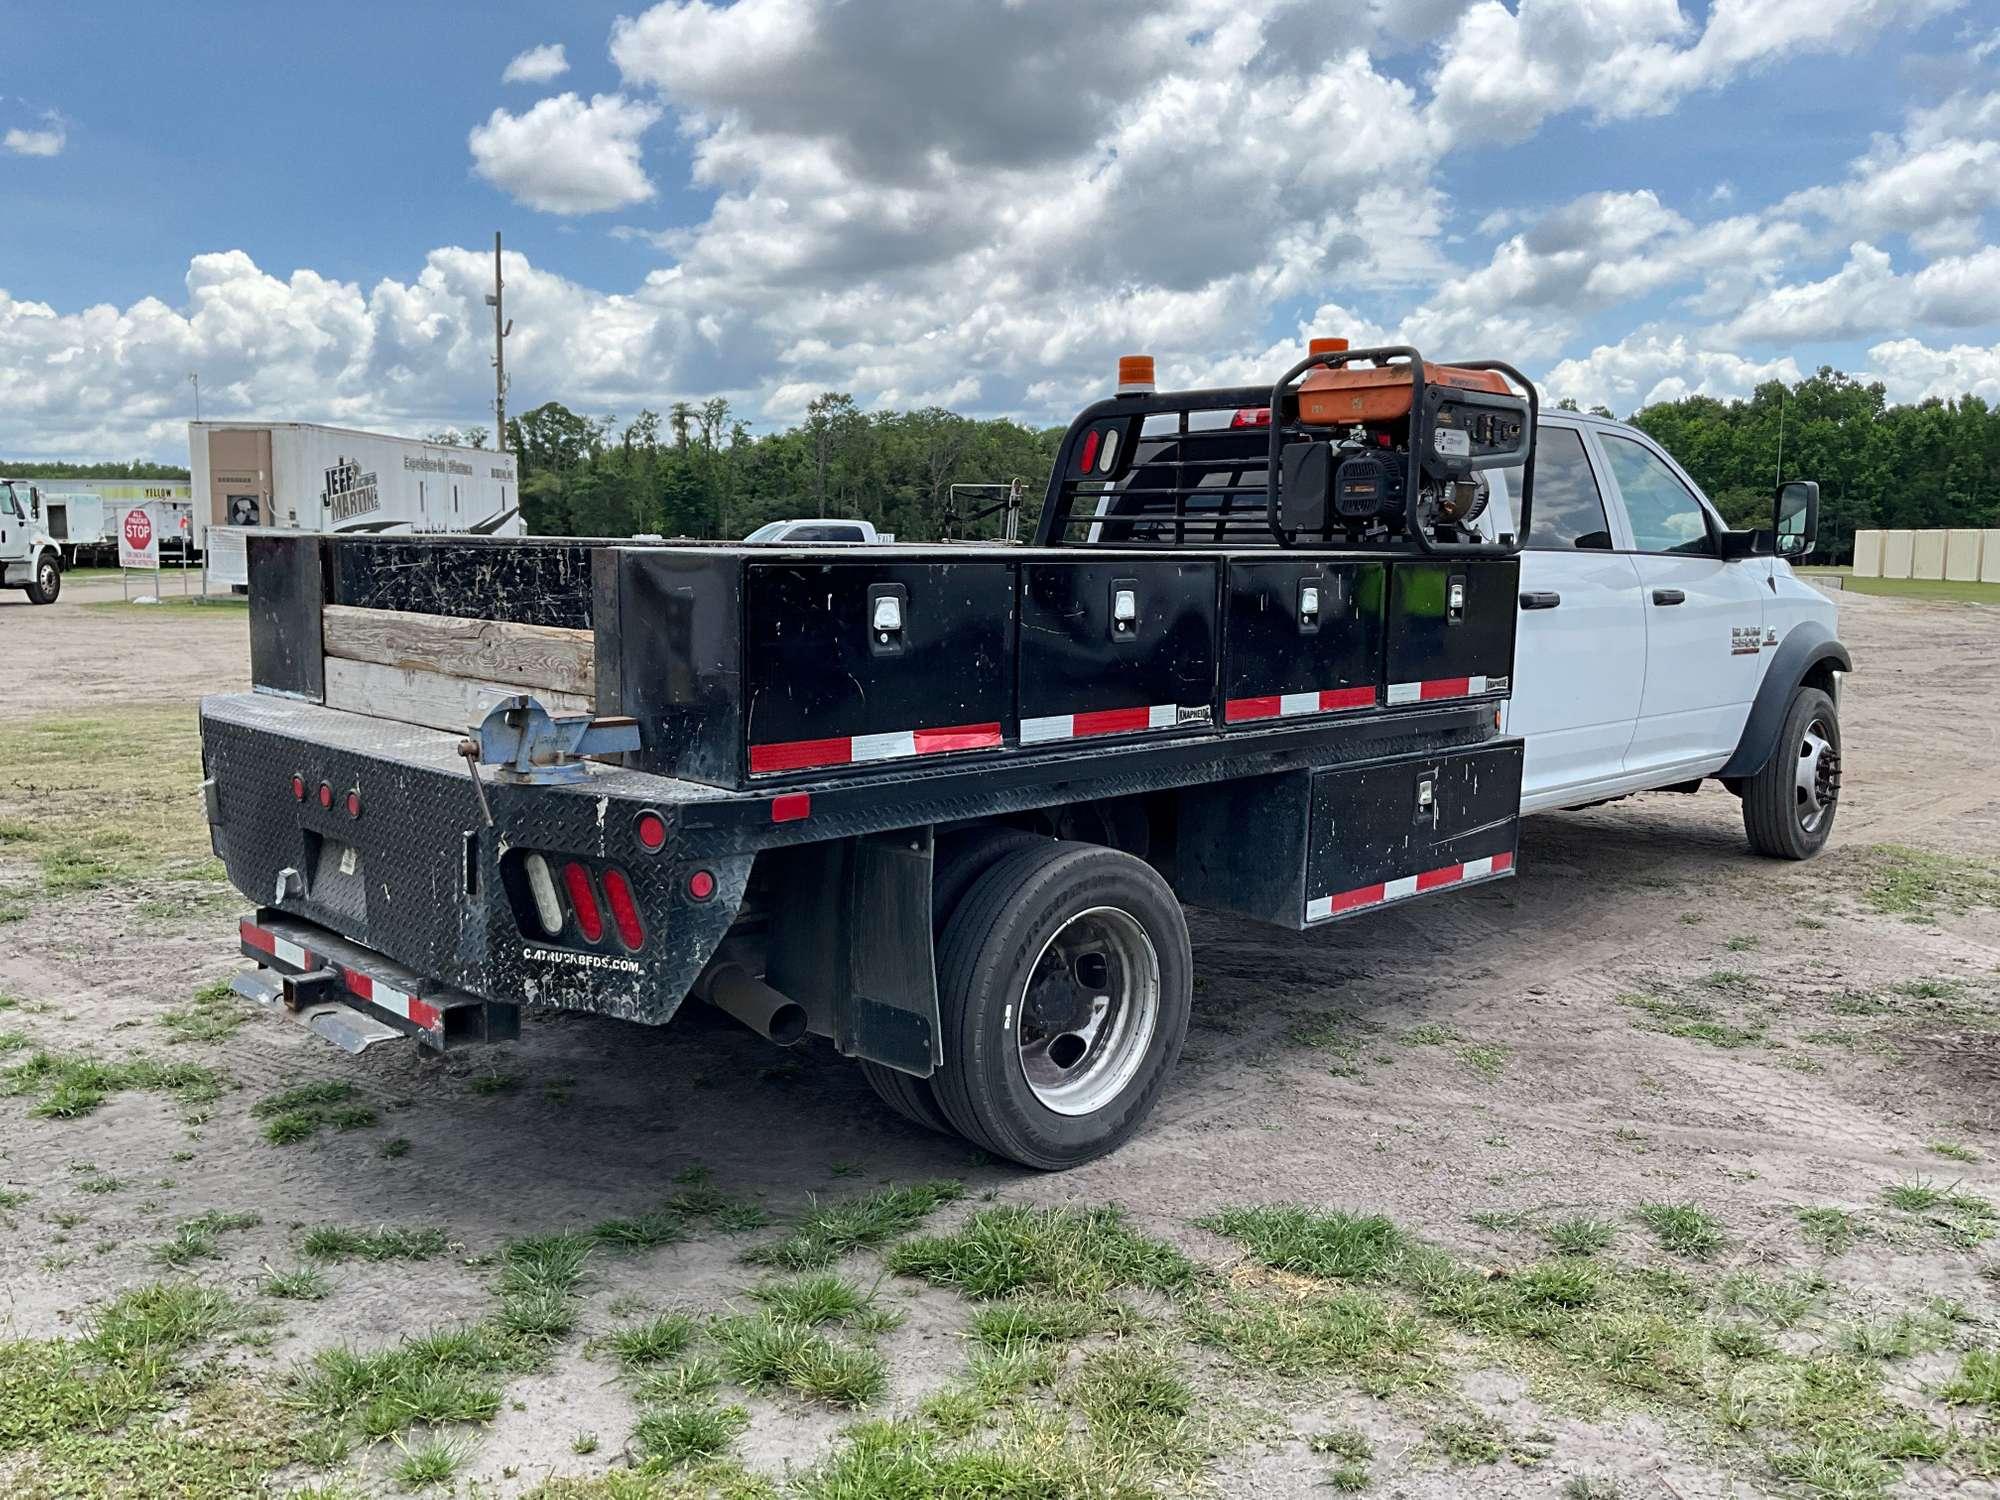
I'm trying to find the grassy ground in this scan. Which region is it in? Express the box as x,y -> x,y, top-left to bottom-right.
80,595 -> 247,617
0,703 -> 219,916
1798,568 -> 2000,604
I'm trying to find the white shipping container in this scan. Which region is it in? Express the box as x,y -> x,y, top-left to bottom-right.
189,422 -> 522,549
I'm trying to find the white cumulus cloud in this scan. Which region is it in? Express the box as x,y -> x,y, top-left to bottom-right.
4,123 -> 64,157
502,43 -> 569,85
468,92 -> 661,214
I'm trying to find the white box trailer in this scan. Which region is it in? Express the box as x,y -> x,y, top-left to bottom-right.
191,422 -> 522,587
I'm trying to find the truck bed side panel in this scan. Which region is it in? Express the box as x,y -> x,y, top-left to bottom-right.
744,560 -> 1015,775
1018,559 -> 1217,739
1383,558 -> 1519,705
1221,559 -> 1385,725
613,548 -> 745,785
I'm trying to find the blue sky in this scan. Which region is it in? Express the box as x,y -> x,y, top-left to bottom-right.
2,0 -> 1996,461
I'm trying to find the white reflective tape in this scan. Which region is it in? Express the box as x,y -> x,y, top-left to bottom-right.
1279,691 -> 1321,717
1468,675 -> 1487,694
1146,703 -> 1177,729
1305,895 -> 1333,922
272,934 -> 310,969
1020,714 -> 1073,744
1385,682 -> 1421,705
1462,855 -> 1493,879
1384,874 -> 1419,900
849,729 -> 917,763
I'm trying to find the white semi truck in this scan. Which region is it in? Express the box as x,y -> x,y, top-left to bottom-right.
0,478 -> 64,603
191,422 -> 524,588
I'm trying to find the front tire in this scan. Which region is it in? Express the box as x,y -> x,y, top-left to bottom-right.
930,840 -> 1191,1170
25,554 -> 60,605
1743,685 -> 1840,859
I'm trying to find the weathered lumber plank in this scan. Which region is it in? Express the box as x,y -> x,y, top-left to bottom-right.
323,656 -> 593,735
322,603 -> 594,698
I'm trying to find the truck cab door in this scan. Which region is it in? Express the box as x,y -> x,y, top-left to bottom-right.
1498,423 -> 1648,809
1597,430 -> 1768,776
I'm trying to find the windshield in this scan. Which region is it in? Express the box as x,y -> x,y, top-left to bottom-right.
742,521 -> 787,542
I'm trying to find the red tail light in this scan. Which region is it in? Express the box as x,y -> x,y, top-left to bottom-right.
291,773 -> 306,801
601,868 -> 645,950
1231,407 -> 1270,428
345,789 -> 362,819
1079,428 -> 1101,471
561,861 -> 604,943
635,810 -> 667,853
686,870 -> 716,902
317,782 -> 334,810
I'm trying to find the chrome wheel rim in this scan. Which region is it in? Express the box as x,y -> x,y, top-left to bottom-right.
1016,906 -> 1160,1116
1795,716 -> 1838,833
38,562 -> 55,594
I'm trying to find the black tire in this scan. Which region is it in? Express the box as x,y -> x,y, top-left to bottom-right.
930,840 -> 1191,1170
25,554 -> 59,605
931,825 -> 1048,929
858,824 -> 1047,1136
1743,685 -> 1840,860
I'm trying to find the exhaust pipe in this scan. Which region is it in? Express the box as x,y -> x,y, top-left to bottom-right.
700,963 -> 807,1047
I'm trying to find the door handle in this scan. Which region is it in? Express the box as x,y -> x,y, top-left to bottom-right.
1651,588 -> 1686,606
1518,591 -> 1561,610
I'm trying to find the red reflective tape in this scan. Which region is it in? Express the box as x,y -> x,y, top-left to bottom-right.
1320,686 -> 1375,711
1492,850 -> 1514,872
1226,695 -> 1282,722
1331,883 -> 1386,914
1420,677 -> 1472,700
912,723 -> 1003,755
407,998 -> 442,1031
771,792 -> 812,823
241,921 -> 275,955
342,967 -> 374,1001
1416,862 -> 1464,892
1072,705 -> 1153,737
750,735 -> 853,774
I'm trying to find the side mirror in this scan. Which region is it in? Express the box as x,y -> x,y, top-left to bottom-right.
1773,479 -> 1818,560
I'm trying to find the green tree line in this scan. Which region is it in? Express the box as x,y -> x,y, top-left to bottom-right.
1624,368 -> 1998,564
503,393 -> 1062,543
0,459 -> 191,480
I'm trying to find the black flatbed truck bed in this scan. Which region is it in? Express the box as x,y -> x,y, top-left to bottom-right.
200,349 -> 1538,1168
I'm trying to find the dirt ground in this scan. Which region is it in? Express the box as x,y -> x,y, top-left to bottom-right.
1,579 -> 1996,1499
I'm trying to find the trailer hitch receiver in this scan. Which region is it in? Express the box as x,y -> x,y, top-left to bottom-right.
459,695 -> 642,786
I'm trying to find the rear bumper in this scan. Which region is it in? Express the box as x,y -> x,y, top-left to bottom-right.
239,911 -> 518,1051
201,693 -> 752,1025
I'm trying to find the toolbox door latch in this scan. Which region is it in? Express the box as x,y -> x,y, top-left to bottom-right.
1447,574 -> 1467,624
867,583 -> 908,657
1110,579 -> 1140,643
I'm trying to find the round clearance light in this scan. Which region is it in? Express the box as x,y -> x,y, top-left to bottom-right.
345,789 -> 362,819
635,810 -> 668,853
317,781 -> 334,810
291,773 -> 306,802
687,870 -> 716,902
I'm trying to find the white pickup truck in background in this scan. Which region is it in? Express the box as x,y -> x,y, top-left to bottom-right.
743,517 -> 894,544
1490,412 -> 1848,860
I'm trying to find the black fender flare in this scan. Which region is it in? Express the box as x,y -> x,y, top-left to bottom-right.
1718,622 -> 1852,780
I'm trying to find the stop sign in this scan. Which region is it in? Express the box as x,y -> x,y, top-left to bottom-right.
123,508 -> 153,549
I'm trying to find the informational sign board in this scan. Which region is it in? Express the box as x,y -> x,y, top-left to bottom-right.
119,504 -> 159,569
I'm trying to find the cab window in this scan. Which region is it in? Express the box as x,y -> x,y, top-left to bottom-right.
788,524 -> 865,542
1600,433 -> 1712,554
1507,425 -> 1613,550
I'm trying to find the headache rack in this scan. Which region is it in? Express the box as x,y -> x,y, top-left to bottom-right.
1035,345 -> 1537,557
